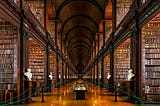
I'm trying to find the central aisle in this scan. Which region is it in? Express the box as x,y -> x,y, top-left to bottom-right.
17,82 -> 142,106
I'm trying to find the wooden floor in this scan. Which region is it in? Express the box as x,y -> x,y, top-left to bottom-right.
14,82 -> 159,106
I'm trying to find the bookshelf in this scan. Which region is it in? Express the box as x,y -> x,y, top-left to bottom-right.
114,38 -> 131,83
98,61 -> 102,81
104,55 -> 110,86
26,0 -> 44,27
105,20 -> 112,42
48,20 -> 55,42
0,17 -> 18,104
28,39 -> 46,85
142,13 -> 160,101
58,59 -> 62,83
49,52 -> 56,85
116,0 -> 132,26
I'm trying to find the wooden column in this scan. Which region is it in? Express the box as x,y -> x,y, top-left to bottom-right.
102,19 -> 106,46
135,10 -> 141,98
109,33 -> 114,92
44,0 -> 47,30
101,53 -> 104,89
55,19 -> 57,46
18,0 -> 24,102
62,60 -> 64,85
65,64 -> 67,84
61,33 -> 63,52
94,41 -> 96,57
56,54 -> 59,88
46,34 -> 50,91
98,33 -> 100,51
96,61 -> 99,85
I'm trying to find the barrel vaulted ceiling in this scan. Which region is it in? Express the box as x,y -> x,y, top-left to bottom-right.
51,0 -> 111,68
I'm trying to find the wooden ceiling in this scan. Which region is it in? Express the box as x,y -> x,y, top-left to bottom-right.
48,0 -> 112,68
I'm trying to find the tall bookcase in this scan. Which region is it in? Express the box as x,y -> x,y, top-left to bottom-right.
48,20 -> 55,42
114,38 -> 131,83
28,39 -> 46,85
142,13 -> 160,101
105,20 -> 112,42
116,0 -> 132,26
104,55 -> 110,86
0,17 -> 18,103
49,52 -> 56,85
26,0 -> 44,27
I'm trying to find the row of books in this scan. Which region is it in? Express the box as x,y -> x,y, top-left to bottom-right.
145,67 -> 160,71
146,79 -> 160,85
146,71 -> 160,78
145,59 -> 160,65
145,54 -> 160,58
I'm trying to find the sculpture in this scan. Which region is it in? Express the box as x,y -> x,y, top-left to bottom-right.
107,72 -> 111,80
49,72 -> 53,80
145,86 -> 150,94
24,68 -> 32,81
127,69 -> 135,81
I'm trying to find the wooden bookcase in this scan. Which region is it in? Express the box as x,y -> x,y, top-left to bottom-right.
104,55 -> 110,86
142,13 -> 160,101
116,0 -> 132,26
28,39 -> 46,86
26,0 -> 44,27
105,20 -> 112,42
48,20 -> 55,42
0,17 -> 18,104
49,52 -> 56,86
114,38 -> 131,83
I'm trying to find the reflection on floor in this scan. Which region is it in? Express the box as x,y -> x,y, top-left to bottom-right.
14,82 -> 160,106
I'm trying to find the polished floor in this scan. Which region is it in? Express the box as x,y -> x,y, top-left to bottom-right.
14,82 -> 160,106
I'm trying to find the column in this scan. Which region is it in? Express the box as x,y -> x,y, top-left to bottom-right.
94,64 -> 96,84
102,19 -> 106,46
19,0 -> 24,102
109,33 -> 114,92
98,33 -> 100,51
62,60 -> 64,85
54,19 -> 57,46
101,54 -> 104,89
96,61 -> 99,85
56,54 -> 59,88
134,10 -> 141,98
46,34 -> 50,91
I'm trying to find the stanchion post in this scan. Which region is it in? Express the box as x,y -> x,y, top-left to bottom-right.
42,87 -> 44,102
115,84 -> 117,102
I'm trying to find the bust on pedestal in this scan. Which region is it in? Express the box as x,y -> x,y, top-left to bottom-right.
24,68 -> 32,103
126,69 -> 135,102
24,68 -> 32,81
127,69 -> 135,81
48,72 -> 53,92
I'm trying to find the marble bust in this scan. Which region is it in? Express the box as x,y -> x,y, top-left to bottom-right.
49,72 -> 53,80
107,72 -> 111,80
24,68 -> 32,81
127,69 -> 135,81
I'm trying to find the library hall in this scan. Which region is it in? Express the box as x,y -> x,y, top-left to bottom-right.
0,0 -> 160,106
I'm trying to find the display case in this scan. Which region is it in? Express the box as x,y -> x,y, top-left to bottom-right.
73,80 -> 88,100
142,13 -> 160,101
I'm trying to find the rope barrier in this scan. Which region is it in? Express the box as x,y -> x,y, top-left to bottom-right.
1,80 -> 160,105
